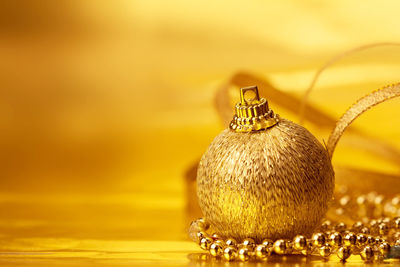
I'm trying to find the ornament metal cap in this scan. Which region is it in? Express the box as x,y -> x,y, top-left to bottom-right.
229,86 -> 279,132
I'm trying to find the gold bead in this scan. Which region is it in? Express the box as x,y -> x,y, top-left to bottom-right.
211,233 -> 220,240
352,221 -> 364,233
188,220 -> 201,242
393,217 -> 400,230
196,231 -> 206,243
392,196 -> 400,206
328,232 -> 342,247
293,235 -> 307,251
343,233 -> 357,247
375,237 -> 385,244
255,244 -> 270,260
379,242 -> 391,256
311,233 -> 326,247
366,235 -> 376,246
336,208 -> 344,216
339,195 -> 350,206
357,195 -> 367,206
378,223 -> 389,235
242,238 -> 255,247
366,191 -> 377,203
374,195 -> 385,206
273,239 -> 287,255
356,233 -> 367,246
262,239 -> 273,247
320,220 -> 332,232
360,227 -> 370,234
225,238 -> 237,247
209,242 -> 223,257
301,239 -> 314,256
199,237 -> 213,250
238,247 -> 251,261
223,246 -> 238,261
335,222 -> 347,233
337,246 -> 351,261
198,218 -> 210,231
369,219 -> 378,228
360,246 -> 374,262
319,244 -> 332,258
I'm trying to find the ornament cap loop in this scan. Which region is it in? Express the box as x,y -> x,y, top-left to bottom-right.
240,86 -> 260,105
230,86 -> 279,132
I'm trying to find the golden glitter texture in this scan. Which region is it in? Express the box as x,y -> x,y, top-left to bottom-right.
197,87 -> 334,242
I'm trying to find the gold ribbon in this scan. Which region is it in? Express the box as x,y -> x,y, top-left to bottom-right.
327,83 -> 400,158
299,42 -> 400,124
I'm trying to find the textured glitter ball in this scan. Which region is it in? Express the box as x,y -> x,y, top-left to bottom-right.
197,86 -> 335,242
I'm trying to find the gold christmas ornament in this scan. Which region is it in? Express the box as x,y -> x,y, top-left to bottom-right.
197,86 -> 335,242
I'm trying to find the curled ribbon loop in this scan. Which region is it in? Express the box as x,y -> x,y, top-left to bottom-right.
327,83 -> 400,158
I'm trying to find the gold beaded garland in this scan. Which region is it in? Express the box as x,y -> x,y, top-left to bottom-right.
189,190 -> 400,263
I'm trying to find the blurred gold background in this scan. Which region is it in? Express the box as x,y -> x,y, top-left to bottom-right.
0,0 -> 400,266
